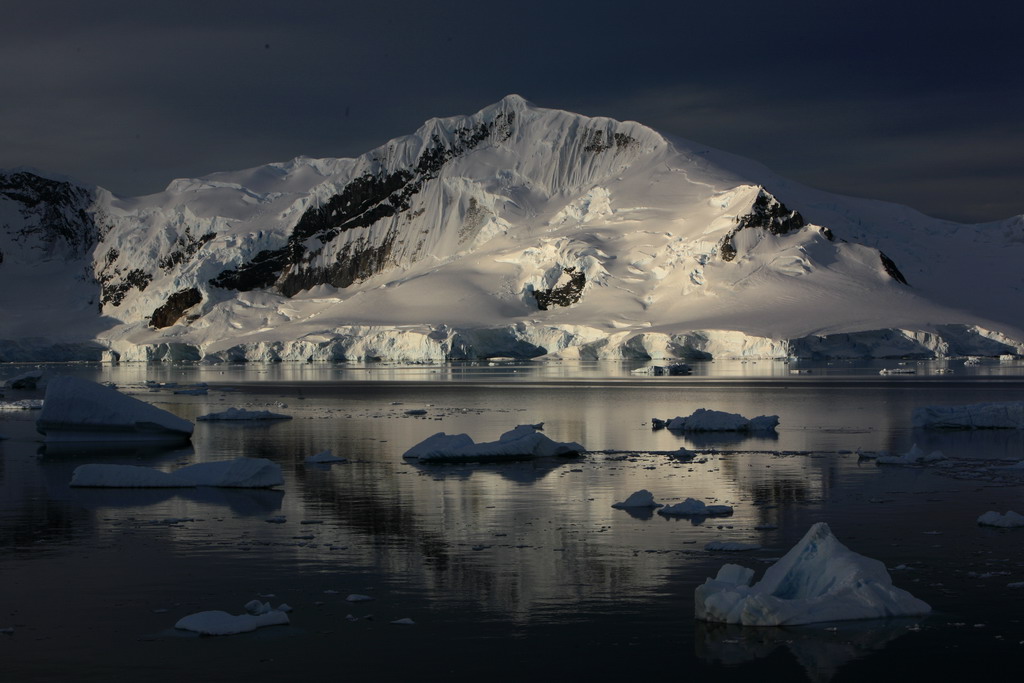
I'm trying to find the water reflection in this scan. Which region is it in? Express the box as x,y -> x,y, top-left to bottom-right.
695,619 -> 923,683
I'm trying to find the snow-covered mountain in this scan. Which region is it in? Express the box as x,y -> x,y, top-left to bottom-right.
2,95 -> 1023,362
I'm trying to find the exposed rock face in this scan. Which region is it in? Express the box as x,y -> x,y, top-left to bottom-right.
150,287 -> 203,328
211,112 -> 517,296
879,251 -> 909,285
533,267 -> 586,310
719,189 -> 806,262
0,171 -> 99,255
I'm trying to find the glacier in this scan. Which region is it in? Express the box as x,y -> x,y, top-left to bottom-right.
2,96 -> 1024,362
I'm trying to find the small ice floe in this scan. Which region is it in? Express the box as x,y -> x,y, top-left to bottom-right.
304,449 -> 347,464
879,368 -> 915,375
631,363 -> 692,376
611,489 -> 662,509
403,409 -> 428,416
874,444 -> 946,466
197,407 -> 292,421
669,447 -> 699,461
977,510 -> 1024,528
70,457 -> 284,488
0,399 -> 44,411
658,498 -> 733,517
36,376 -> 193,444
265,516 -> 286,523
391,618 -> 415,625
175,601 -> 290,636
402,425 -> 584,463
3,370 -> 43,389
695,522 -> 931,626
658,409 -> 779,433
912,402 -> 1024,429
704,541 -> 761,551
346,594 -> 374,602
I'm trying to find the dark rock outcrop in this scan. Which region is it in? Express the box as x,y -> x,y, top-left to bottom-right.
149,287 -> 203,328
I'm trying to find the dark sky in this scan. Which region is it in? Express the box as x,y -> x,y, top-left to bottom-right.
2,0 -> 1021,222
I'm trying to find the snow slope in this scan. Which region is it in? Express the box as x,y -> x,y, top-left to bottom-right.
2,96 -> 1022,362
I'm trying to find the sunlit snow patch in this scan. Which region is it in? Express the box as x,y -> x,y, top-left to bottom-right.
36,376 -> 193,443
695,522 -> 930,626
913,402 -> 1024,429
403,424 -> 584,462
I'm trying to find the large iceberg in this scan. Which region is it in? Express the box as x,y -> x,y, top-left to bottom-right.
913,402 -> 1024,429
70,457 -> 283,488
36,376 -> 193,443
695,522 -> 930,626
403,425 -> 585,462
661,409 -> 779,432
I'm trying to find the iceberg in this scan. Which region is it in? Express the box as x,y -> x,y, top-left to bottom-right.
658,498 -> 733,517
662,409 -> 779,432
977,510 -> 1024,528
402,424 -> 584,462
175,601 -> 290,636
3,370 -> 43,389
36,376 -> 193,443
69,457 -> 283,488
695,522 -> 930,626
197,407 -> 292,421
912,402 -> 1024,429
304,449 -> 347,464
611,489 -> 662,509
630,363 -> 692,376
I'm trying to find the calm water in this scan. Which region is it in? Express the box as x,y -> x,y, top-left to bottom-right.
2,360 -> 1024,682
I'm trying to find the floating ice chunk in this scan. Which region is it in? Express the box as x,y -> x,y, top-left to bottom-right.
346,594 -> 374,602
662,409 -> 779,432
304,449 -> 347,464
36,376 -> 193,443
244,600 -> 273,615
658,498 -> 733,517
70,464 -> 197,488
875,444 -> 946,465
174,458 -> 284,488
197,407 -> 292,421
174,608 -> 289,636
404,409 -> 428,416
69,457 -> 283,488
402,425 -> 584,462
0,399 -> 43,411
611,489 -> 662,509
977,510 -> 1024,528
695,522 -> 931,626
631,363 -> 692,376
705,541 -> 761,551
391,618 -> 415,625
913,402 -> 1024,429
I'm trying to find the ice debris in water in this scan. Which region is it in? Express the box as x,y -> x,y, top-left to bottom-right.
913,401 -> 1024,429
704,541 -> 761,551
874,444 -> 946,466
402,424 -> 584,462
197,407 -> 292,421
977,511 -> 1024,528
36,376 -> 193,443
695,522 -> 930,626
304,449 -> 347,464
658,498 -> 733,517
70,457 -> 283,488
658,409 -> 779,432
175,600 -> 290,636
611,489 -> 662,509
